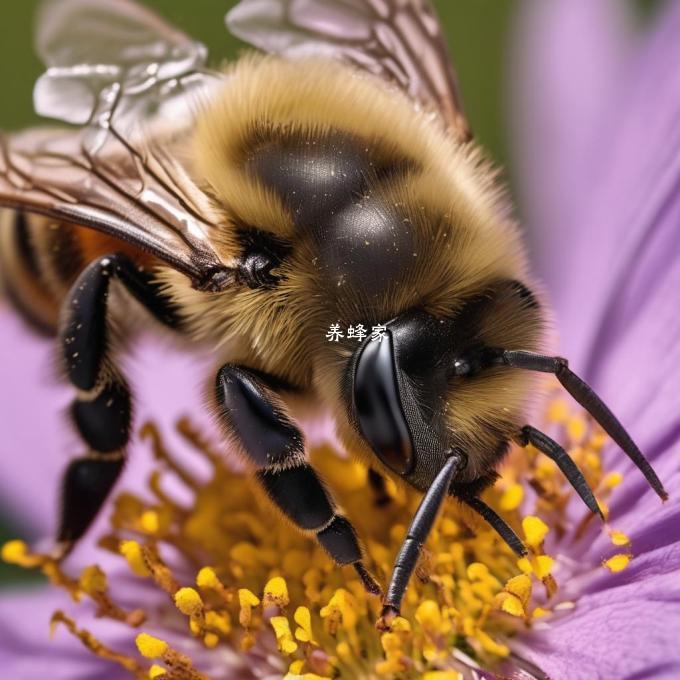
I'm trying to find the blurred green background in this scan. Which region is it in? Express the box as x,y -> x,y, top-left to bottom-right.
0,0 -> 663,588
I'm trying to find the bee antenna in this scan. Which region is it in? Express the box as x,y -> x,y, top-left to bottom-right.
378,450 -> 464,625
460,495 -> 527,556
500,350 -> 667,501
519,425 -> 603,520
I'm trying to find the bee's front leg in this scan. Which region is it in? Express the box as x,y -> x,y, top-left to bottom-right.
55,253 -> 180,557
215,364 -> 382,596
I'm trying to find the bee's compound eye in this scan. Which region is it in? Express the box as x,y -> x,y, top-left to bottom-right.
353,332 -> 414,475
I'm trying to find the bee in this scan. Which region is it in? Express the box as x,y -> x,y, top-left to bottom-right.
0,0 -> 666,628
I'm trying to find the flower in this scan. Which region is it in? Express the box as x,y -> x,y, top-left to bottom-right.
1,1 -> 680,679
509,0 -> 680,677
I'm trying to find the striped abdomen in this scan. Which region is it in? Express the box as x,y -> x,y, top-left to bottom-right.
0,209 -> 151,335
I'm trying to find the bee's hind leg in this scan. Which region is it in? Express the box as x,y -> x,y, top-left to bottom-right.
54,253 -> 180,557
215,363 -> 382,596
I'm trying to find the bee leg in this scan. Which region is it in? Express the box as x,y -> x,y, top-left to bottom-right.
55,254 -> 180,556
518,425 -> 603,519
215,364 -> 382,596
499,350 -> 666,499
378,451 -> 464,629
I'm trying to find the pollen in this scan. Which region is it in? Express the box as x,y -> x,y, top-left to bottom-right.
174,587 -> 204,616
1,539 -> 44,568
4,400 -> 633,678
294,605 -> 315,642
271,615 -> 299,654
522,516 -> 549,548
119,540 -> 151,577
196,566 -> 221,590
499,483 -> 524,511
604,554 -> 631,573
135,633 -> 168,659
264,576 -> 290,608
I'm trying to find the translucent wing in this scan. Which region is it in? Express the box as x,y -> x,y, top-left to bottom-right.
0,127 -> 231,291
0,0 -> 232,291
226,0 -> 471,141
34,0 -> 211,129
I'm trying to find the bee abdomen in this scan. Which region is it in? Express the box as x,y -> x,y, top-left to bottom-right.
0,209 -> 62,334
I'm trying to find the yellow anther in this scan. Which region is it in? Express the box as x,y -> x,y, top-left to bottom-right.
140,510 -> 160,534
294,606 -> 314,642
534,555 -> 555,579
423,673 -> 462,680
597,500 -> 610,520
522,516 -> 549,548
500,483 -> 524,511
497,592 -> 525,618
238,588 -> 260,628
203,632 -> 219,648
148,664 -> 167,678
567,416 -> 587,443
230,542 -> 260,566
196,566 -> 221,590
270,616 -> 298,654
466,562 -> 490,581
289,660 -> 305,674
532,607 -> 550,619
264,576 -> 290,608
391,616 -> 412,632
415,600 -> 442,629
504,574 -> 532,606
79,565 -> 108,595
238,588 -> 260,608
320,589 -> 357,630
135,633 -> 168,659
174,587 -> 203,616
609,530 -> 630,547
517,554 -> 554,578
119,541 -> 151,577
603,471 -> 624,488
205,610 -> 231,635
476,630 -> 509,657
604,554 -> 631,573
1,540 -> 44,568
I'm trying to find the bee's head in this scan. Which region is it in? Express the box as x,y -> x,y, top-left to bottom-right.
347,281 -> 544,494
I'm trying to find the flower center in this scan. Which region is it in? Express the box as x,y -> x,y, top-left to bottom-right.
2,387 -> 632,678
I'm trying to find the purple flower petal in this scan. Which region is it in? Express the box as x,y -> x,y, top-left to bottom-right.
511,1 -> 680,677
513,542 -> 680,680
510,0 -> 634,320
0,308 -> 66,535
0,586 -> 131,679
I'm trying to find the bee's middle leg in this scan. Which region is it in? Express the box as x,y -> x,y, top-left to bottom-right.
56,253 -> 180,555
215,363 -> 382,595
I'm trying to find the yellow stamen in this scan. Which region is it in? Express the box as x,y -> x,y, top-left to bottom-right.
135,633 -> 168,659
119,540 -> 151,577
294,605 -> 315,643
499,483 -> 524,511
609,529 -> 630,546
13,400 -> 627,677
51,611 -> 142,674
522,516 -> 549,548
264,576 -> 290,608
604,554 -> 631,572
270,615 -> 298,654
